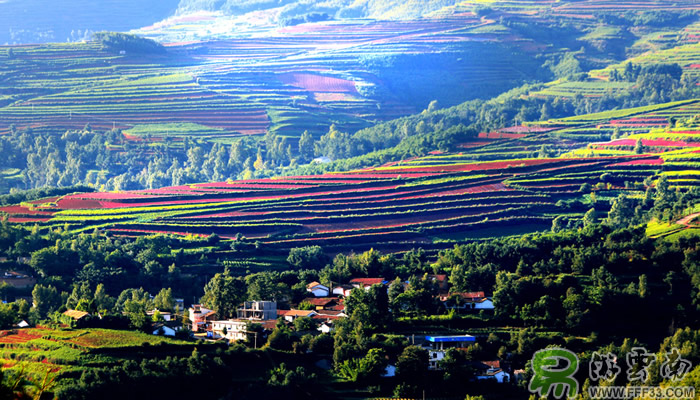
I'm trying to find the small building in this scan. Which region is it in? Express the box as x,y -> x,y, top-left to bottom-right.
211,319 -> 249,341
439,291 -> 494,311
423,334 -> 476,370
189,305 -> 217,332
314,309 -> 346,319
152,322 -> 179,337
473,298 -> 494,310
382,365 -> 396,378
283,309 -> 317,322
349,278 -> 386,290
0,271 -> 36,289
312,156 -> 331,164
16,320 -> 29,328
318,321 -> 334,334
332,284 -> 354,297
175,298 -> 185,312
147,309 -> 172,321
476,361 -> 510,383
301,297 -> 340,311
63,310 -> 90,321
427,274 -> 449,291
306,282 -> 329,297
238,301 -> 277,320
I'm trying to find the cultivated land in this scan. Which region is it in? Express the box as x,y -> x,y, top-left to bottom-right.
3,0 -> 698,146
4,99 -> 700,252
0,14 -> 535,142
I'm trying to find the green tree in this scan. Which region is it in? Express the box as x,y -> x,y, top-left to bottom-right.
32,284 -> 62,319
201,268 -> 246,319
153,287 -> 175,312
396,346 -> 428,383
0,303 -> 16,329
344,284 -> 390,331
583,208 -> 597,227
293,316 -> 316,332
337,348 -> 388,383
287,246 -> 329,270
298,130 -> 315,162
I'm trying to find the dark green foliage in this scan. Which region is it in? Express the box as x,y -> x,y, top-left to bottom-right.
93,32 -> 166,54
287,246 -> 329,270
200,268 -> 246,319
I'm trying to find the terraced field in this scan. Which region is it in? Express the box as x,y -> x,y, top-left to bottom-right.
0,326 -> 197,386
3,99 -> 699,252
0,12 -> 536,142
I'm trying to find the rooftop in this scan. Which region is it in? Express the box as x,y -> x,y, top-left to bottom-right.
349,278 -> 386,286
426,335 -> 475,343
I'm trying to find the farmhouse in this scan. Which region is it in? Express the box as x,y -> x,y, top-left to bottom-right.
475,360 -> 510,383
332,284 -> 354,297
211,319 -> 249,341
209,301 -> 279,342
301,297 -> 341,311
318,320 -> 334,334
439,291 -> 494,311
349,278 -> 386,290
189,305 -> 217,332
238,301 -> 277,320
420,334 -> 476,370
63,310 -> 90,320
427,274 -> 449,291
306,281 -> 330,297
0,271 -> 36,289
147,309 -> 172,321
282,309 -> 318,322
152,322 -> 179,337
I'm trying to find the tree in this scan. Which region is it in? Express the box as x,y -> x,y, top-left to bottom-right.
287,246 -> 329,270
438,348 -> 475,388
293,316 -> 316,332
0,303 -> 16,329
153,287 -> 175,312
396,346 -> 428,383
267,363 -> 317,392
298,131 -> 315,162
266,322 -> 294,350
93,283 -> 115,313
32,284 -> 62,319
201,268 -> 246,319
337,348 -> 388,383
551,215 -> 566,233
344,284 -> 390,331
583,208 -> 597,227
634,138 -> 644,154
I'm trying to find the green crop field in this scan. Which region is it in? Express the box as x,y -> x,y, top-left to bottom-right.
3,99 -> 699,253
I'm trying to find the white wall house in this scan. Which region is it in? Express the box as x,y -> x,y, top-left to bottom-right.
152,324 -> 178,337
332,285 -> 353,297
474,298 -> 495,310
477,368 -> 510,383
306,282 -> 330,297
211,320 -> 249,341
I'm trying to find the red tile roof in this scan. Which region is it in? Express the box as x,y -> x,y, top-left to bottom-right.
349,278 -> 385,286
428,274 -> 448,282
302,297 -> 339,306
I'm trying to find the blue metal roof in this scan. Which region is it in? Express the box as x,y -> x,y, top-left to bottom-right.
426,335 -> 475,343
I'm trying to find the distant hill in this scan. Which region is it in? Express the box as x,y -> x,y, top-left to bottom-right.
175,0 -> 459,22
0,0 -> 180,44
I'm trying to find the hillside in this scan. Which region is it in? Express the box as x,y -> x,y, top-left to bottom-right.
0,0 -> 698,197
3,99 -> 699,254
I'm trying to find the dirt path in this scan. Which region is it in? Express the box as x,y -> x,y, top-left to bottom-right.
677,212 -> 700,226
